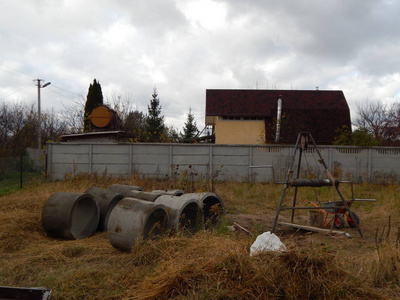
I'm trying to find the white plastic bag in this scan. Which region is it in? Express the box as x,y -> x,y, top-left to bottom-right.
250,231 -> 286,256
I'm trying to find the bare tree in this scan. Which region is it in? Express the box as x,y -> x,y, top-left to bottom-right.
61,96 -> 85,133
62,91 -> 140,134
354,101 -> 387,141
0,102 -> 12,154
381,102 -> 400,145
105,90 -> 136,125
354,100 -> 400,146
41,109 -> 69,142
0,102 -> 31,153
0,101 -> 69,154
13,107 -> 38,151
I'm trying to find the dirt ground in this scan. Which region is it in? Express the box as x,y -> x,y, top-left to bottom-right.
228,211 -> 344,237
226,208 -> 393,259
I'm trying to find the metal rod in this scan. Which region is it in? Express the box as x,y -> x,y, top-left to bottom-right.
291,147 -> 303,222
37,79 -> 41,149
353,199 -> 377,202
281,206 -> 344,210
271,185 -> 288,233
272,133 -> 302,232
289,178 -> 332,187
249,165 -> 273,168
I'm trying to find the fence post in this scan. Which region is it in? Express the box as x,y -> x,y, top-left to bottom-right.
129,144 -> 133,175
169,145 -> 173,177
20,151 -> 23,189
368,148 -> 372,183
209,145 -> 213,189
248,146 -> 253,182
89,144 -> 93,174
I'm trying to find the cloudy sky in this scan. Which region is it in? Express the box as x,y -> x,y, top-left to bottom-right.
1,0 -> 399,132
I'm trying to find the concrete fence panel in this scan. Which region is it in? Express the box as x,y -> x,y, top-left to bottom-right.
46,142 -> 400,183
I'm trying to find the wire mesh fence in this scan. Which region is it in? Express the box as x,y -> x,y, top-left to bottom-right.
0,148 -> 44,195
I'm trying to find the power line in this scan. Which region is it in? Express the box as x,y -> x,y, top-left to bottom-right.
0,63 -> 84,101
51,84 -> 83,97
47,87 -> 76,101
0,85 -> 32,101
47,86 -> 81,101
0,63 -> 35,79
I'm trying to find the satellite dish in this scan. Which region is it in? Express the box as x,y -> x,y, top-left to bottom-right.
90,106 -> 111,128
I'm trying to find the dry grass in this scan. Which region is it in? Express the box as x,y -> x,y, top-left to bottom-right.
134,236 -> 383,300
0,175 -> 399,299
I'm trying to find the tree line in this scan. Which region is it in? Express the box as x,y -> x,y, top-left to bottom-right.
81,79 -> 199,143
0,79 -> 199,156
0,102 -> 67,156
1,78 -> 400,157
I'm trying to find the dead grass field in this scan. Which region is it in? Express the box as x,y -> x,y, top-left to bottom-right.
0,175 -> 399,299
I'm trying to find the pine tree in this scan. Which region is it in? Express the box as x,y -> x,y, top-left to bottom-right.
145,87 -> 165,142
180,107 -> 199,142
84,79 -> 103,132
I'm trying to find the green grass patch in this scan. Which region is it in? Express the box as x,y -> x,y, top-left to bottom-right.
0,172 -> 42,196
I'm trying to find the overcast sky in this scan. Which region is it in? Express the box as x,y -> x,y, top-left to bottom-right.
1,0 -> 399,132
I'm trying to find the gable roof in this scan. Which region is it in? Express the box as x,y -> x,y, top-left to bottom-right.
206,89 -> 351,144
206,89 -> 349,118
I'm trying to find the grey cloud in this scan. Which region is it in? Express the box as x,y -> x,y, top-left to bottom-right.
1,0 -> 400,131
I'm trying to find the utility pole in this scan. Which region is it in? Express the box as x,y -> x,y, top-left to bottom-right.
34,78 -> 51,149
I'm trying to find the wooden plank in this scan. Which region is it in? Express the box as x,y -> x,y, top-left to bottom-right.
233,222 -> 253,236
278,221 -> 348,235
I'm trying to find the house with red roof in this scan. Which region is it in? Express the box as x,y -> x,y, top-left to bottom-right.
205,89 -> 351,145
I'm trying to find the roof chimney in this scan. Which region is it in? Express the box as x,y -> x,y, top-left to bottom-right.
275,95 -> 282,143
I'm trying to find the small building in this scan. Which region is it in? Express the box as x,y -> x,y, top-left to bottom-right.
205,89 -> 351,145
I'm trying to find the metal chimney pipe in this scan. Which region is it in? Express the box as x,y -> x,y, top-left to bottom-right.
275,95 -> 282,143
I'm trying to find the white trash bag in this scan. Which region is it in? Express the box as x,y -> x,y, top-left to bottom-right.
250,231 -> 286,256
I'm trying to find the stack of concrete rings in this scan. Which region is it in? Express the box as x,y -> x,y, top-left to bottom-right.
42,186 -> 225,253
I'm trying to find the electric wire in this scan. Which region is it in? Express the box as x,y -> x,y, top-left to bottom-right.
0,85 -> 32,101
47,86 -> 80,101
0,63 -> 35,79
50,84 -> 82,97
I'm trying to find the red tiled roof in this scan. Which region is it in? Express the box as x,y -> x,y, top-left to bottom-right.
206,89 -> 349,117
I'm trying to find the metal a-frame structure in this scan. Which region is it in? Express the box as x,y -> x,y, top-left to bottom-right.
270,132 -> 365,238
